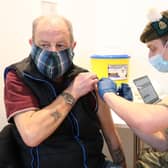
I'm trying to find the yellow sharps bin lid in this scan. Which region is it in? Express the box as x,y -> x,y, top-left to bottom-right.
90,54 -> 130,86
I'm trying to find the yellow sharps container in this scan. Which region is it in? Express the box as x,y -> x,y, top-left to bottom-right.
90,54 -> 130,86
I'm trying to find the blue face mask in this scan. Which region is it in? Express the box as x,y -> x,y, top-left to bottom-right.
149,54 -> 168,72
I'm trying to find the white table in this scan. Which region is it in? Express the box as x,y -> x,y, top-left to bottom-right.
111,110 -> 128,128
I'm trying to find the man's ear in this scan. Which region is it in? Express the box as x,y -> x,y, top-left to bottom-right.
29,39 -> 33,46
72,41 -> 77,49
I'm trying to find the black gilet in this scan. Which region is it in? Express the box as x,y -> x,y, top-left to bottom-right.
5,56 -> 105,168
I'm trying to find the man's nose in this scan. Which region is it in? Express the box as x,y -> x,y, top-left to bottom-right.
49,46 -> 58,52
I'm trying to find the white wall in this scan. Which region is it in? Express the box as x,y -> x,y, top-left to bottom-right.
95,0 -> 168,96
0,0 -> 38,129
0,0 -> 97,129
1,0 -> 168,129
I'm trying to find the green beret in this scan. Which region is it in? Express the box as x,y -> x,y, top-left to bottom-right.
140,10 -> 168,43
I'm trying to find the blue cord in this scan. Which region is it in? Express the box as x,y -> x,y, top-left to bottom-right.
36,147 -> 40,168
70,112 -> 88,168
30,148 -> 35,168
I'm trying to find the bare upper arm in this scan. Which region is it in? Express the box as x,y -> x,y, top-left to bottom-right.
13,109 -> 40,146
96,91 -> 116,133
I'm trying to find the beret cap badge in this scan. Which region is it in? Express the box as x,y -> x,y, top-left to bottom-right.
159,20 -> 167,30
151,16 -> 168,36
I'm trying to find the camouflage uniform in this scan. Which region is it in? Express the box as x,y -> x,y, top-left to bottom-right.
136,148 -> 168,168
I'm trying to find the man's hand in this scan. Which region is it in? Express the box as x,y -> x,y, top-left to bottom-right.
98,78 -> 117,99
67,72 -> 98,100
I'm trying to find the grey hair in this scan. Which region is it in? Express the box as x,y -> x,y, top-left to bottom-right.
32,15 -> 74,42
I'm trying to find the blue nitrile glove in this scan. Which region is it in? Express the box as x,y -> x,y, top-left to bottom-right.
98,78 -> 117,99
117,83 -> 133,101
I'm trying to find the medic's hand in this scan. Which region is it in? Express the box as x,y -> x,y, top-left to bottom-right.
117,83 -> 133,101
98,78 -> 117,99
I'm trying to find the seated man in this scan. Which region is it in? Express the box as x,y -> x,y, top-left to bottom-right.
3,14 -> 126,168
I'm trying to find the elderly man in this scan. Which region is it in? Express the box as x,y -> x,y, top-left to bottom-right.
3,15 -> 126,168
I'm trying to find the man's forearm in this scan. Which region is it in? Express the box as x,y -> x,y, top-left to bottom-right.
131,126 -> 168,151
14,89 -> 76,147
105,135 -> 126,168
111,147 -> 126,168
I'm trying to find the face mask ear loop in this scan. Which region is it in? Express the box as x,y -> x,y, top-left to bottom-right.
162,40 -> 168,60
165,40 -> 168,48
